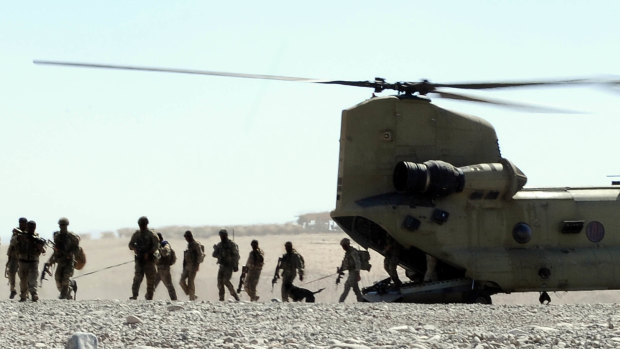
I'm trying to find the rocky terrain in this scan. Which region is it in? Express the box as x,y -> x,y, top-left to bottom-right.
2,299 -> 620,348
2,232 -> 620,348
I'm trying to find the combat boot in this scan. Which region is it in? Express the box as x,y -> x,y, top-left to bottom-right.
31,295 -> 39,302
9,290 -> 16,299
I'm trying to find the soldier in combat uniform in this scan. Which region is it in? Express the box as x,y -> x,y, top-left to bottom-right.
154,232 -> 177,300
243,239 -> 264,301
279,241 -> 305,302
338,238 -> 364,302
179,230 -> 202,300
6,217 -> 27,299
212,229 -> 240,301
155,233 -> 177,301
383,236 -> 402,287
16,220 -> 46,302
47,217 -> 81,300
128,216 -> 160,300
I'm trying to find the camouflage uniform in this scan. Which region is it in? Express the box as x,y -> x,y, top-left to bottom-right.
16,223 -> 46,302
424,254 -> 438,282
154,241 -> 177,300
128,227 -> 160,300
243,246 -> 264,301
383,238 -> 402,286
179,237 -> 202,301
212,233 -> 240,301
48,227 -> 80,299
339,244 -> 364,302
6,230 -> 21,298
279,248 -> 305,302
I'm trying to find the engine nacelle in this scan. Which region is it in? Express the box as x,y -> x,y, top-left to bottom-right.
393,159 -> 527,199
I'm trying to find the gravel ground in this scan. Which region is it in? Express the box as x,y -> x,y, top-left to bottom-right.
2,299 -> 620,348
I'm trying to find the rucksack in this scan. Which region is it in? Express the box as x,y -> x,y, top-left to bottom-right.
75,247 -> 87,270
358,249 -> 372,271
197,242 -> 205,264
168,247 -> 177,266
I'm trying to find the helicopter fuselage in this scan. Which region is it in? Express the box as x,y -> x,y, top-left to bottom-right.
330,95 -> 620,298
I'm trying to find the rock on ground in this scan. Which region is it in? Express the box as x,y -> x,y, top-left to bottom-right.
1,300 -> 620,348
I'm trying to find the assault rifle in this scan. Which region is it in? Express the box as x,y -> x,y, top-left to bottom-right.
271,257 -> 282,290
336,267 -> 345,285
237,266 -> 248,293
40,263 -> 52,287
14,228 -> 52,248
132,242 -> 151,261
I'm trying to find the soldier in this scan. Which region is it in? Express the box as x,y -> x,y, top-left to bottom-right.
212,229 -> 240,301
338,238 -> 364,302
424,255 -> 438,282
128,216 -> 160,300
6,217 -> 27,299
179,230 -> 203,300
154,232 -> 177,300
243,239 -> 264,301
47,217 -> 81,300
279,241 -> 305,302
383,236 -> 402,287
16,220 -> 46,302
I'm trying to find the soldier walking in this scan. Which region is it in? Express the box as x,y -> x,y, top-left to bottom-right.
383,236 -> 402,287
46,217 -> 81,300
154,232 -> 177,300
279,241 -> 305,302
16,220 -> 46,302
179,230 -> 203,300
338,238 -> 364,302
6,217 -> 27,299
128,216 -> 160,300
212,229 -> 240,301
243,239 -> 264,301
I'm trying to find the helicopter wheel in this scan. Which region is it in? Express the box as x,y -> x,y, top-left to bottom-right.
470,293 -> 492,305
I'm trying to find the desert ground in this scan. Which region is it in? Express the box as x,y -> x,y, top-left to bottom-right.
2,231 -> 619,304
2,232 -> 620,348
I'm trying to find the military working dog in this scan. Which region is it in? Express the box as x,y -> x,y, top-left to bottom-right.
283,282 -> 324,302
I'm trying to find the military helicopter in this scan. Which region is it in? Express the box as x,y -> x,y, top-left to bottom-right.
34,60 -> 617,304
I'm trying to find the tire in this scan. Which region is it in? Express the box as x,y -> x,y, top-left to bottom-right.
471,293 -> 492,305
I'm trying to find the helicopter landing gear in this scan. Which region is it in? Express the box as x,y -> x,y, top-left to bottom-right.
539,291 -> 551,305
469,292 -> 492,305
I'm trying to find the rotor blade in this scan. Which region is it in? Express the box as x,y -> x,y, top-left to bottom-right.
33,60 -> 329,83
433,90 -> 582,114
433,79 -> 591,90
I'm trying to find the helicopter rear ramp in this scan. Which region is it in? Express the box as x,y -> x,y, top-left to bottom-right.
362,278 -> 489,304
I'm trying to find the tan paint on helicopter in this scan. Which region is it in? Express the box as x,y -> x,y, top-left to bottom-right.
331,95 -> 620,297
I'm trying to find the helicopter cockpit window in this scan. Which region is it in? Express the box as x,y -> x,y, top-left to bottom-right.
512,223 -> 532,244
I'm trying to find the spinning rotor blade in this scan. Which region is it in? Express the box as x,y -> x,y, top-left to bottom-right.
433,79 -> 589,90
33,60 -> 327,83
32,60 -> 597,112
433,90 -> 580,114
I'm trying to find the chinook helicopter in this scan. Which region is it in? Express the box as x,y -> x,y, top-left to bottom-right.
34,60 -> 618,304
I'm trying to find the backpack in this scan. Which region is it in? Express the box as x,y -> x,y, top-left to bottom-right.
75,247 -> 87,270
197,242 -> 205,264
358,249 -> 371,271
168,246 -> 177,266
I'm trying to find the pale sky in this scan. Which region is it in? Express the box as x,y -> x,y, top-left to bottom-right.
2,1 -> 620,240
